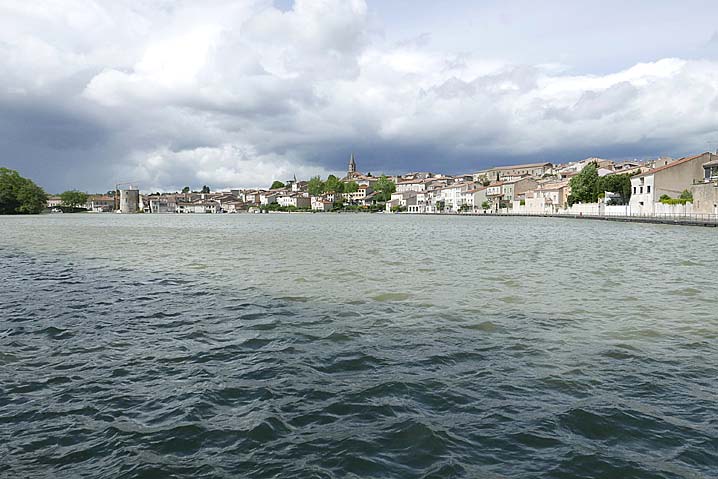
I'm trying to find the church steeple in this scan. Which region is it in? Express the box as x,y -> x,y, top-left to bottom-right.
348,153 -> 356,175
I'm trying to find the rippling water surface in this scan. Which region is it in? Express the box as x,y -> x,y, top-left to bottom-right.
1,214 -> 716,478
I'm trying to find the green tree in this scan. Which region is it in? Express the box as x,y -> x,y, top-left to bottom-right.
343,181 -> 359,194
270,181 -> 285,189
324,175 -> 343,193
307,176 -> 325,196
182,186 -> 190,193
568,162 -> 599,206
201,185 -> 210,194
680,189 -> 693,201
373,175 -> 396,201
60,190 -> 88,208
598,173 -> 632,204
481,201 -> 490,210
0,168 -> 48,214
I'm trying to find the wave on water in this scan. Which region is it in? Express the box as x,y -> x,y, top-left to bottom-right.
0,247 -> 716,479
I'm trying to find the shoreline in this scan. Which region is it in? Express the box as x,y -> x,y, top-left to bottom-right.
399,212 -> 718,227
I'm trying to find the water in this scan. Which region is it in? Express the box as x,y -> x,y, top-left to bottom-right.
1,213 -> 716,478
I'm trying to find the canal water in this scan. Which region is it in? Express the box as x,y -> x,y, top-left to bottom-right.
1,214 -> 716,478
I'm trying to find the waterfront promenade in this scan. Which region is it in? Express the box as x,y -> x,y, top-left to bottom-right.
407,211 -> 718,227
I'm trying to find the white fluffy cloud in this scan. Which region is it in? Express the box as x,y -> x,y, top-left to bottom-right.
2,0 -> 718,191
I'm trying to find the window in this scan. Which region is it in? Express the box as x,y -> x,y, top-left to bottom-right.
640,187 -> 643,194
633,186 -> 637,194
647,185 -> 651,193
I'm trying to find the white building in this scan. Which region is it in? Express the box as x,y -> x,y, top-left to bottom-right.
278,193 -> 310,209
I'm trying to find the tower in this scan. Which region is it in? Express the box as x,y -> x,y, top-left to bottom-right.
348,153 -> 356,176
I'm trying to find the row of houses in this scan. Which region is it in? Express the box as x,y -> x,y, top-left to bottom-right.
53,152 -> 718,216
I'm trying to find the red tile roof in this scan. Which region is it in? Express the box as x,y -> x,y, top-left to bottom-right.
635,152 -> 707,178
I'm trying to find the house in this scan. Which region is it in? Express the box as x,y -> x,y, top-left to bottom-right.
474,162 -> 553,182
242,190 -> 261,204
407,190 -> 436,213
462,187 -> 489,212
222,201 -> 245,213
85,195 -> 115,212
147,196 -> 178,213
522,180 -> 571,213
260,191 -> 280,205
311,197 -> 334,211
689,156 -> 718,214
485,182 -> 504,211
629,152 -> 718,214
344,184 -> 373,204
176,201 -> 220,213
502,178 -> 539,205
396,179 -> 430,193
46,196 -> 62,208
278,193 -> 310,209
435,183 -> 471,212
386,191 -> 418,211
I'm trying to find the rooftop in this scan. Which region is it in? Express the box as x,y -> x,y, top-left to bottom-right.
635,152 -> 709,178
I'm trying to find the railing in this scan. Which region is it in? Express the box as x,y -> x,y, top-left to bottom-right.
404,210 -> 718,225
489,211 -> 718,223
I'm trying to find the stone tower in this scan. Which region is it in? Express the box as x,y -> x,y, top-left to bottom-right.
348,153 -> 356,176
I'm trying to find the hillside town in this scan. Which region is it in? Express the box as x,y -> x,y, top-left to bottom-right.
46,152 -> 718,217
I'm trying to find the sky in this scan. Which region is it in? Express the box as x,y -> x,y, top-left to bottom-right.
1,0 -> 718,193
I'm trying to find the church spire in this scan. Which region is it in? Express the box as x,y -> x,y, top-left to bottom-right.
348,153 -> 356,175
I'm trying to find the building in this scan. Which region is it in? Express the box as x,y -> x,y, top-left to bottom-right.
176,201 -> 219,213
630,152 -> 718,214
311,197 -> 334,211
278,193 -> 310,209
260,191 -> 280,205
435,183 -> 471,212
344,184 -> 373,204
462,187 -> 489,212
485,182 -> 504,211
689,157 -> 718,214
396,179 -> 430,193
145,195 -> 178,213
119,188 -> 140,213
386,191 -> 418,211
521,180 -> 572,213
474,162 -> 553,182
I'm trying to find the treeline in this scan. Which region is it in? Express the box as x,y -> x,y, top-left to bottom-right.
305,174 -> 396,201
568,163 -> 633,206
0,168 -> 48,214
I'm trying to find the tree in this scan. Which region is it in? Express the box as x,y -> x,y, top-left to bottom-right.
201,185 -> 210,194
182,186 -> 190,194
568,162 -> 599,206
373,175 -> 396,202
60,190 -> 88,208
680,189 -> 693,202
597,173 -> 632,205
324,175 -> 343,193
0,168 -> 48,214
307,176 -> 325,196
270,181 -> 285,189
481,201 -> 490,210
343,181 -> 359,194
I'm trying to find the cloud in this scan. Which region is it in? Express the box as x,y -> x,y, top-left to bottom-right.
1,0 -> 718,192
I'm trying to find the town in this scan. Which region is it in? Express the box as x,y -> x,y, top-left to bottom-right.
46,151 -> 718,218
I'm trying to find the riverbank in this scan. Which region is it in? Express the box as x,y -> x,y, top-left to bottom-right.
400,212 -> 718,227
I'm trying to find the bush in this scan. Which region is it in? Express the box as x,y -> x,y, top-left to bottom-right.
659,190 -> 693,205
